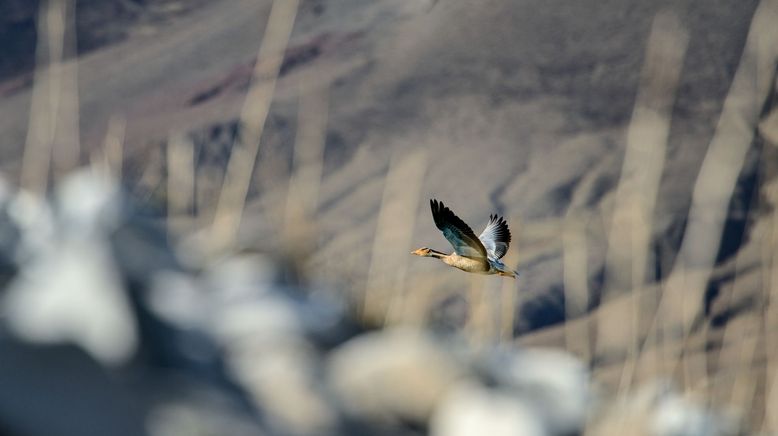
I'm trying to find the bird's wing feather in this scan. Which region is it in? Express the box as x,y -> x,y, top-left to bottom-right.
430,199 -> 487,258
478,213 -> 511,259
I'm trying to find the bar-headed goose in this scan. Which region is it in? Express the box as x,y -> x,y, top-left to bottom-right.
412,199 -> 518,278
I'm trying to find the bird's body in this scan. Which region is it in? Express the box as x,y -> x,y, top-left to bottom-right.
412,199 -> 518,278
444,253 -> 491,273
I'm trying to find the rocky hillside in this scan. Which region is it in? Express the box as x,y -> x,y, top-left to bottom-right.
0,0 -> 776,431
0,0 -> 209,81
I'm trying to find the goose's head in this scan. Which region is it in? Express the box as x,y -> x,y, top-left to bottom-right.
411,247 -> 432,257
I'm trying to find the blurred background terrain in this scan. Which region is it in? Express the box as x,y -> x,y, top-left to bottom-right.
1,0 -> 777,435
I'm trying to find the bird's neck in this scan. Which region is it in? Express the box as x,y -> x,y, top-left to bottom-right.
428,249 -> 447,259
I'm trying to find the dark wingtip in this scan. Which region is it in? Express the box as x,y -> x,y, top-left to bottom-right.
430,198 -> 444,228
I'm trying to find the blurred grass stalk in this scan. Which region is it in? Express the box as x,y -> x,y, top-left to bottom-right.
568,0 -> 778,427
596,9 -> 688,400
710,165 -> 768,425
101,115 -> 126,181
21,0 -> 79,194
282,86 -> 329,256
208,0 -> 300,255
363,149 -> 428,326
131,146 -> 164,204
499,247 -> 520,342
656,0 -> 778,396
167,131 -> 195,235
763,177 -> 778,433
563,216 -> 591,363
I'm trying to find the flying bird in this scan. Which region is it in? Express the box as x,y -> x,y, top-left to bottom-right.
412,199 -> 518,278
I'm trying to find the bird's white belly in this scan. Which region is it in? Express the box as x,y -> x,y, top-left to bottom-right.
443,254 -> 491,273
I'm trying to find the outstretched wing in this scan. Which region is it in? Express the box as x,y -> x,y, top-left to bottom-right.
430,199 -> 487,258
478,214 -> 511,259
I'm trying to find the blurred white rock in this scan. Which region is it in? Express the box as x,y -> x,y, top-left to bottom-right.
652,391 -> 739,436
327,328 -> 465,424
204,253 -> 279,299
205,254 -> 348,345
54,169 -> 123,233
211,293 -> 303,343
206,255 -> 301,342
7,189 -> 55,263
0,170 -> 137,365
146,400 -> 267,436
227,337 -> 338,435
149,270 -> 208,329
431,381 -> 547,436
2,235 -> 138,365
483,347 -> 592,435
588,380 -> 739,436
203,254 -> 340,434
